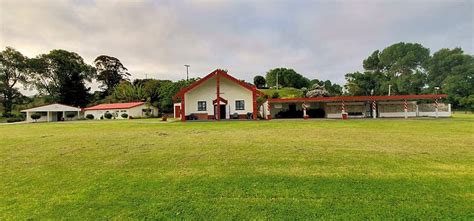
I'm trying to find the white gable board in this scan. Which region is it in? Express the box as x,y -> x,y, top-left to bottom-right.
21,103 -> 81,112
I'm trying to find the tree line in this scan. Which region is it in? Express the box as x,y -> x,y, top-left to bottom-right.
252,42 -> 473,110
0,47 -> 195,117
1,41 -> 473,118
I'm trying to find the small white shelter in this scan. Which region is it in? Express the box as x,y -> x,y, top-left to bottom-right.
21,103 -> 82,123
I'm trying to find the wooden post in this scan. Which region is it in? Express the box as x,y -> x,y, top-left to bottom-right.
181,95 -> 186,121
372,100 -> 376,119
216,73 -> 220,120
252,89 -> 257,120
404,100 -> 408,119
341,101 -> 346,119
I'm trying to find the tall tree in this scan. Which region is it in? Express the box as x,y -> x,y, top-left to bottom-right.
0,47 -> 29,115
94,55 -> 130,95
265,68 -> 310,89
157,79 -> 196,113
29,49 -> 95,107
253,75 -> 266,89
427,48 -> 474,107
346,42 -> 430,95
111,81 -> 147,102
345,71 -> 389,96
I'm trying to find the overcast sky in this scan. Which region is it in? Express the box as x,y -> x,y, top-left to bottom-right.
1,0 -> 473,89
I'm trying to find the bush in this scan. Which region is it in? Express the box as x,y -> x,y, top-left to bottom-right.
31,113 -> 41,122
104,112 -> 113,119
86,114 -> 94,120
2,113 -> 14,118
121,113 -> 128,119
66,112 -> 76,119
161,116 -> 167,121
100,116 -> 104,120
6,114 -> 25,123
271,91 -> 280,98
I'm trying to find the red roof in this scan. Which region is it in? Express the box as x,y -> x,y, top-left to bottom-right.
174,69 -> 262,100
84,102 -> 145,111
269,94 -> 448,103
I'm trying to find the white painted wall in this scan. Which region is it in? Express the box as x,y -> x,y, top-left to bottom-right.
24,111 -> 81,122
184,76 -> 253,118
84,104 -> 158,120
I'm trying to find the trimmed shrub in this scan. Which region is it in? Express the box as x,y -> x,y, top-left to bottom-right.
104,112 -> 113,119
7,114 -> 25,123
161,116 -> 167,121
86,114 -> 94,120
271,91 -> 280,98
100,116 -> 104,120
121,113 -> 128,119
31,113 -> 41,122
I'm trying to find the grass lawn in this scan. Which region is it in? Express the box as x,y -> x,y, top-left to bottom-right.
260,87 -> 304,98
1,116 -> 473,219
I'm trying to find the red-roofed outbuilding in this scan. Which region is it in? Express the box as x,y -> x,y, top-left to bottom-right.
84,101 -> 158,119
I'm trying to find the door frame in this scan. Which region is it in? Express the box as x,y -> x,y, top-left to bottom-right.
214,104 -> 227,120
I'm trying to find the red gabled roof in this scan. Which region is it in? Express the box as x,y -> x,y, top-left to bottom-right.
174,69 -> 263,100
268,94 -> 448,103
84,102 -> 145,111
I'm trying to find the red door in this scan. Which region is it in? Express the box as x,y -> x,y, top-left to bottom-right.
175,105 -> 181,118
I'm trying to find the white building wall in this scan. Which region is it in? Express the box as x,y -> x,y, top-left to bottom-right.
184,76 -> 253,118
84,104 -> 158,120
25,111 -> 81,122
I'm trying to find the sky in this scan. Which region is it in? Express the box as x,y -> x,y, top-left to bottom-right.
1,0 -> 473,92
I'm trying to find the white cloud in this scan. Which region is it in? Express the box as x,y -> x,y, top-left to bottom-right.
1,0 -> 472,92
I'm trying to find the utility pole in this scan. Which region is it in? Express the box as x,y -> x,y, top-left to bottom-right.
184,64 -> 190,81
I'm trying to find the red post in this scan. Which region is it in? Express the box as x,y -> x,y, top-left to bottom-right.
341,101 -> 348,120
180,95 -> 186,122
216,73 -> 220,121
252,89 -> 257,120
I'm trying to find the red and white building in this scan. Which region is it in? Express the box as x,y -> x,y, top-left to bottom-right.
84,102 -> 158,120
175,70 -> 451,121
174,69 -> 263,121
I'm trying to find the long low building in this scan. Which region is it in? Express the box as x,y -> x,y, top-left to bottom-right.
174,69 -> 451,121
264,94 -> 450,119
83,102 -> 158,120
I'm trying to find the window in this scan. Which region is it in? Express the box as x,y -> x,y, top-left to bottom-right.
235,100 -> 245,110
197,101 -> 207,111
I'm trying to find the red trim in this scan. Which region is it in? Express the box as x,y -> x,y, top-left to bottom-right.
84,102 -> 145,111
252,89 -> 257,120
216,74 -> 221,120
180,95 -> 185,121
268,94 -> 448,103
174,69 -> 263,100
213,97 -> 228,105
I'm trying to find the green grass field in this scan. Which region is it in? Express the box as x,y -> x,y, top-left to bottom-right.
1,116 -> 473,219
260,87 -> 304,98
